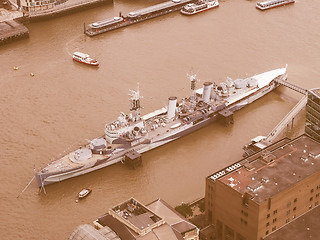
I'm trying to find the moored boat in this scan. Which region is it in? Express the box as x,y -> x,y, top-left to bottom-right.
256,0 -> 295,10
35,66 -> 288,188
72,52 -> 99,66
180,0 -> 219,15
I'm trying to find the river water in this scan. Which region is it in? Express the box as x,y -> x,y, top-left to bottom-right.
0,0 -> 319,239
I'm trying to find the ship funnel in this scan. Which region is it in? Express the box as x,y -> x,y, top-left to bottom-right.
203,82 -> 213,103
167,96 -> 177,120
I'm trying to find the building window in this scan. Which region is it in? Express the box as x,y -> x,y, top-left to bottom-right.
240,218 -> 248,225
273,218 -> 277,223
294,198 -> 298,203
293,207 -> 297,211
267,213 -> 270,219
272,226 -> 276,231
311,189 -> 314,193
310,197 -> 313,201
286,218 -> 290,223
315,201 -> 319,206
293,215 -> 296,219
316,193 -> 320,198
309,205 -> 312,210
273,210 -> 277,215
266,222 -> 269,227
265,230 -> 269,235
286,210 -> 290,215
241,210 -> 248,217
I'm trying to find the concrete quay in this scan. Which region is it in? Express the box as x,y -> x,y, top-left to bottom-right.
0,0 -> 112,45
24,0 -> 113,22
0,19 -> 29,45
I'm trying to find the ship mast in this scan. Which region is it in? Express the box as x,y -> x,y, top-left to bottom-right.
129,83 -> 142,121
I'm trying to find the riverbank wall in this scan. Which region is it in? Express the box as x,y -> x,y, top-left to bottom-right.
23,0 -> 113,22
0,0 -> 112,45
0,19 -> 29,45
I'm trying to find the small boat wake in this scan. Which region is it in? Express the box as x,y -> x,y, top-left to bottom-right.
65,34 -> 86,57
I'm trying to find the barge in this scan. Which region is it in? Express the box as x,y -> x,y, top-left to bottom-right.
256,0 -> 295,10
36,66 -> 288,187
85,0 -> 196,37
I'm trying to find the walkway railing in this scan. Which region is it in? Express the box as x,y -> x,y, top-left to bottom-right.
265,95 -> 307,142
275,78 -> 308,95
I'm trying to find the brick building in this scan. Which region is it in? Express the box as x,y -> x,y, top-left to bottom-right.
205,134 -> 320,240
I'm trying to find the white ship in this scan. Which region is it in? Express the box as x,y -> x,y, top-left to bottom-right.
36,66 -> 288,188
180,0 -> 219,15
72,52 -> 99,66
256,0 -> 295,10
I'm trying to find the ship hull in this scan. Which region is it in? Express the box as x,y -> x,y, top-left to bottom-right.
36,80 -> 279,187
73,58 -> 99,66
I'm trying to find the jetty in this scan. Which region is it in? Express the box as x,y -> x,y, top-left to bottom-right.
24,0 -> 112,21
243,79 -> 309,156
266,95 -> 307,142
0,20 -> 29,45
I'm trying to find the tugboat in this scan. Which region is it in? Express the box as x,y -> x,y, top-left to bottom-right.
72,52 -> 99,66
256,0 -> 295,10
180,0 -> 219,15
35,66 -> 288,188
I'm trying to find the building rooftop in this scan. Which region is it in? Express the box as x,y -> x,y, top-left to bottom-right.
93,198 -> 198,240
108,198 -> 164,236
69,224 -> 120,240
171,221 -> 197,235
310,88 -> 320,98
263,206 -> 320,240
215,135 -> 320,203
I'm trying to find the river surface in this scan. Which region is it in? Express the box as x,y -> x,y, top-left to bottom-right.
0,0 -> 319,239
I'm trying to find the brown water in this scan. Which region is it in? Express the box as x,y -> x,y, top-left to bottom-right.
0,0 -> 319,238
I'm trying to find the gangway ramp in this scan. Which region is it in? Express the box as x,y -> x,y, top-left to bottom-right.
275,78 -> 308,95
265,95 -> 307,142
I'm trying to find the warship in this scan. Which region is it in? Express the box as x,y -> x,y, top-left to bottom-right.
36,66 -> 287,187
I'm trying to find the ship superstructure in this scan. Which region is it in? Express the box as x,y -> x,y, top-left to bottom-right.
36,67 -> 287,187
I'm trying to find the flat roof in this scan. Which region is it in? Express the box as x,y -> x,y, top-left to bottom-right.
310,88 -> 320,98
108,198 -> 164,235
263,206 -> 320,240
95,198 -> 197,239
217,135 -> 320,203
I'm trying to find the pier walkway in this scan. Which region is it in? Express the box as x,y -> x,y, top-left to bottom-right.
265,79 -> 308,142
265,95 -> 307,142
243,79 -> 309,156
275,78 -> 308,95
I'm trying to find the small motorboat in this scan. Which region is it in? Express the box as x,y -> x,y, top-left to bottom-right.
72,52 -> 99,66
78,188 -> 92,199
